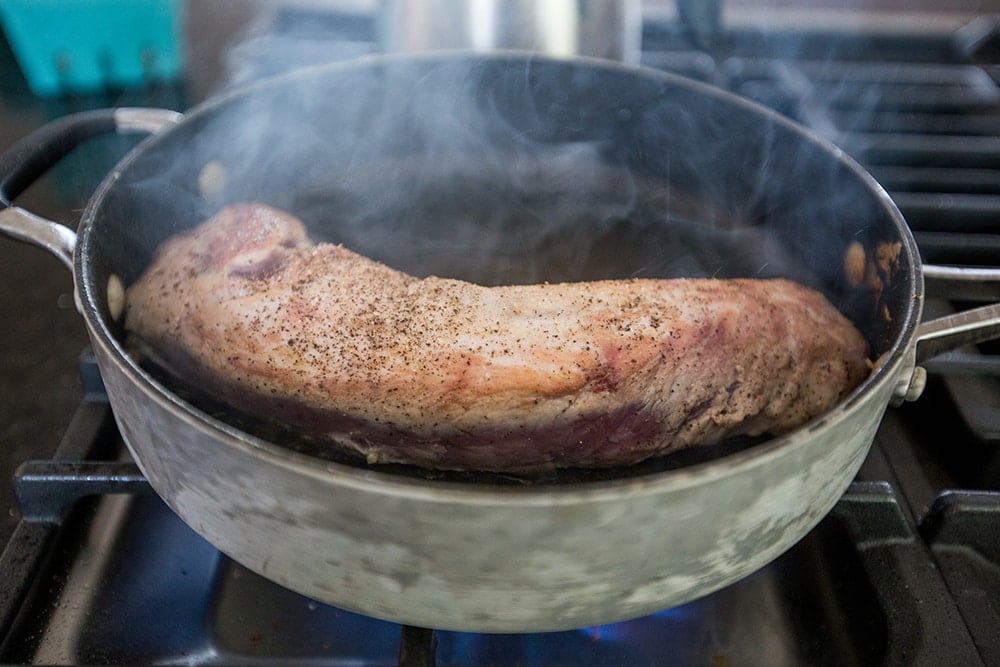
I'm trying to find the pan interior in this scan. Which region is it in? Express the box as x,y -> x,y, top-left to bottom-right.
80,55 -> 917,485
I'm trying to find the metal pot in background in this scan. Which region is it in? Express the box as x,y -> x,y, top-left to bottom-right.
378,0 -> 642,62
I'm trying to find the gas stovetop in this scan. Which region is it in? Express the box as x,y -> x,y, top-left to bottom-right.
0,365 -> 994,665
1,9 -> 999,667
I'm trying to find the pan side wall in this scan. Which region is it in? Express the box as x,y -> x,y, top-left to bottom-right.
70,55 -> 916,632
92,330 -> 897,632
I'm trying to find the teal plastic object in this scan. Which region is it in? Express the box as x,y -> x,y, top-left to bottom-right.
0,0 -> 183,97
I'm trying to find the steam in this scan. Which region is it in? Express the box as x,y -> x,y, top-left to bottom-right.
97,4 -> 931,462
118,3 -> 920,299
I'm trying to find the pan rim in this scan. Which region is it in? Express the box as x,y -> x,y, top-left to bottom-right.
75,51 -> 923,503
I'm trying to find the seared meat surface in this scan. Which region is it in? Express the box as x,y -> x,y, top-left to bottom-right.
125,203 -> 870,473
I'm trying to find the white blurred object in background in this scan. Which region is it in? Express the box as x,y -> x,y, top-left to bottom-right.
378,0 -> 642,63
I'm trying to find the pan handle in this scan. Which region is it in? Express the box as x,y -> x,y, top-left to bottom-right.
892,264 -> 1000,405
0,108 -> 182,269
914,303 -> 1000,363
923,264 -> 1000,302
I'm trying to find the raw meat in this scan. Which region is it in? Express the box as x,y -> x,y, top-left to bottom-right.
124,203 -> 870,473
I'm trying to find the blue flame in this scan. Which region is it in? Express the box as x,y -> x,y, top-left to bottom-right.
579,604 -> 696,643
436,604 -> 700,665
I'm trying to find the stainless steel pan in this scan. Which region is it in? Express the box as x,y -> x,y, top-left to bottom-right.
2,54 -> 999,632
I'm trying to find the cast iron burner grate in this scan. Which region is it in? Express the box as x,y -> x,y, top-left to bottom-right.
0,356 -> 993,666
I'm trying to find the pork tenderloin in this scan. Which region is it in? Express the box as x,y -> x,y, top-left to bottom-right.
124,203 -> 871,473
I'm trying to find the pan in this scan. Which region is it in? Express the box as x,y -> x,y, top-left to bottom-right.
2,53 -> 999,632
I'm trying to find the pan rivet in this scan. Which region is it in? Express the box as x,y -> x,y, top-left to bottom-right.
902,366 -> 927,403
198,160 -> 227,198
843,241 -> 865,288
107,273 -> 125,321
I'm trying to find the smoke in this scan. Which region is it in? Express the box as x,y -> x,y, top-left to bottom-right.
113,2 -> 926,310
91,3 -> 938,468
